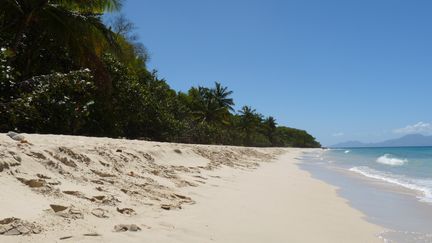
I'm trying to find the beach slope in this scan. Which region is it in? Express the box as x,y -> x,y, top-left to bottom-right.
0,134 -> 382,242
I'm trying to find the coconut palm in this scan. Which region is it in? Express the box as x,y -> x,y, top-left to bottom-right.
263,116 -> 277,145
238,106 -> 262,145
187,87 -> 218,123
1,0 -> 122,77
186,82 -> 234,125
212,82 -> 234,112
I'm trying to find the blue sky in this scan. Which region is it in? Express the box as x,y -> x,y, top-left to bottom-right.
119,0 -> 432,146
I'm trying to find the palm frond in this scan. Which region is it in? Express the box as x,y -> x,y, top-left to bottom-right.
51,0 -> 122,13
35,4 -> 118,65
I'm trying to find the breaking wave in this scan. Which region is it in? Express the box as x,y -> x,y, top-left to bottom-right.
349,166 -> 432,203
376,154 -> 407,166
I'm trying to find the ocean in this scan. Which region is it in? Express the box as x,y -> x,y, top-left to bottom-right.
327,147 -> 432,203
300,147 -> 432,242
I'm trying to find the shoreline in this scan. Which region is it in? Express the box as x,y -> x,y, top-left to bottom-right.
136,150 -> 384,243
0,134 -> 383,242
300,149 -> 432,242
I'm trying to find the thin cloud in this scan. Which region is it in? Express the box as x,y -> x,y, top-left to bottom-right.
393,122 -> 432,135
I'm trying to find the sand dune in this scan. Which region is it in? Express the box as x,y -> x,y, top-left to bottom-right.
0,134 -> 383,242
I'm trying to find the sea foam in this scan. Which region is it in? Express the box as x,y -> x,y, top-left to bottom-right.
349,166 -> 432,203
376,154 -> 407,166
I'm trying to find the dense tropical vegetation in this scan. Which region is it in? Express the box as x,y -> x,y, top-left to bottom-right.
0,0 -> 320,148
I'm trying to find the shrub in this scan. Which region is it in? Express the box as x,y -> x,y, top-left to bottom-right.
4,69 -> 96,134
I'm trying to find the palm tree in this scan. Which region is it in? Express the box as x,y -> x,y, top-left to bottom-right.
187,87 -> 219,124
212,82 -> 234,111
263,116 -> 277,145
1,0 -> 121,78
187,83 -> 234,125
238,106 -> 262,145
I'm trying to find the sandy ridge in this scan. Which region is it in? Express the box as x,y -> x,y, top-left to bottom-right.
0,133 -> 383,242
0,133 -> 282,242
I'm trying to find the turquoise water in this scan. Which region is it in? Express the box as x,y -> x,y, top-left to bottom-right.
300,147 -> 432,242
324,147 -> 432,203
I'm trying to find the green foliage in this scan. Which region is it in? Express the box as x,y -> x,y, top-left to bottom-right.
274,127 -> 321,148
1,70 -> 95,134
52,0 -> 122,13
182,82 -> 233,125
0,0 -> 120,80
238,106 -> 262,145
0,47 -> 15,95
0,47 -> 16,129
0,0 -> 321,148
96,54 -> 186,140
263,116 -> 277,145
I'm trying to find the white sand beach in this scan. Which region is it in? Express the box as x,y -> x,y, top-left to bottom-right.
0,134 -> 384,242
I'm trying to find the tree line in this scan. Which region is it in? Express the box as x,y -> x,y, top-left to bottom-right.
0,0 -> 320,148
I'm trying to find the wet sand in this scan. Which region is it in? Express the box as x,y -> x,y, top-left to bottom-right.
300,151 -> 432,242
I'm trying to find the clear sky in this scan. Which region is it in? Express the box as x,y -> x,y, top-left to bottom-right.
120,0 -> 432,146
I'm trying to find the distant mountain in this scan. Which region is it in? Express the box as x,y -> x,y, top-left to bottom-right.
332,134 -> 432,148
